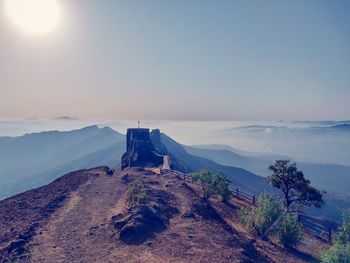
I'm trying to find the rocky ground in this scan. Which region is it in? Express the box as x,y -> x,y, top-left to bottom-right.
0,167 -> 323,262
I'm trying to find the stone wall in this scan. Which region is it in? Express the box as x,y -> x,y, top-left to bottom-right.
121,128 -> 164,170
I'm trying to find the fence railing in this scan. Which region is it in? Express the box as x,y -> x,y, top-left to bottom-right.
162,168 -> 334,243
298,215 -> 332,243
228,184 -> 256,205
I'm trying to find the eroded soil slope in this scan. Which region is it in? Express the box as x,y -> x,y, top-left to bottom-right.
1,167 -> 308,263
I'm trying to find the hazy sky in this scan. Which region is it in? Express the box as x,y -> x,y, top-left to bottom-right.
0,0 -> 349,121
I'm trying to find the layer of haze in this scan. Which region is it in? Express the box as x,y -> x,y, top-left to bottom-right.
0,0 -> 349,120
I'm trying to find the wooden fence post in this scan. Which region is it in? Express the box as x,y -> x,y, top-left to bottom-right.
252,195 -> 256,206
328,229 -> 332,243
236,188 -> 239,198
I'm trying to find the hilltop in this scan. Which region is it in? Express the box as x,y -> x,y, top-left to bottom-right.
0,167 -> 323,263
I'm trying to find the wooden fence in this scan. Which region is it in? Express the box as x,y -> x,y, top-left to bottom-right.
162,168 -> 334,243
228,184 -> 256,205
298,215 -> 332,243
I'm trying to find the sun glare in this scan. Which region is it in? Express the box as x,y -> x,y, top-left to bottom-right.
5,0 -> 61,34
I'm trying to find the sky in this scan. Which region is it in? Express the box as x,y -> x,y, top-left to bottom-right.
0,0 -> 349,121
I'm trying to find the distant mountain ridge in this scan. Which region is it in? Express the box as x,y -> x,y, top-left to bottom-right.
330,124 -> 350,130
215,122 -> 350,166
185,144 -> 350,194
1,125 -> 349,197
0,126 -> 125,199
1,125 -> 349,221
0,126 -> 267,200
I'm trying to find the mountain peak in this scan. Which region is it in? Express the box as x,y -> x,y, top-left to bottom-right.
80,125 -> 99,130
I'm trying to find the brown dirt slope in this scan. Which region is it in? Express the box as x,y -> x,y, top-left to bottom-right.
1,167 -> 313,263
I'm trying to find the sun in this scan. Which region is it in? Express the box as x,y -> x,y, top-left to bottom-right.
5,0 -> 61,34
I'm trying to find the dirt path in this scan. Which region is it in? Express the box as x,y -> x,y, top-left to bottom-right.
30,170 -> 127,263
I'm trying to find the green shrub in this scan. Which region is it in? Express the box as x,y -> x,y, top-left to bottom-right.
321,242 -> 350,263
254,193 -> 283,237
277,213 -> 302,248
238,193 -> 282,239
237,206 -> 255,233
336,214 -> 350,244
198,168 -> 216,199
190,169 -> 216,199
214,171 -> 232,202
190,172 -> 201,183
127,179 -> 148,206
322,214 -> 350,263
191,169 -> 232,201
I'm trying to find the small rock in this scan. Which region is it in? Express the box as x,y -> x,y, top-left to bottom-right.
182,212 -> 196,219
111,213 -> 124,222
106,168 -> 114,176
87,226 -> 98,237
121,174 -> 129,183
170,232 -> 180,239
148,180 -> 160,185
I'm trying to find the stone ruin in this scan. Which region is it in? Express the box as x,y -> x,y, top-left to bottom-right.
121,128 -> 164,170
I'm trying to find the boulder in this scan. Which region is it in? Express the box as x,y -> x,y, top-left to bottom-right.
182,211 -> 196,219
116,205 -> 166,245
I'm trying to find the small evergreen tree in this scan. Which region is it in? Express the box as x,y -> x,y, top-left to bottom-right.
254,193 -> 283,238
277,213 -> 302,248
322,214 -> 350,263
191,169 -> 232,201
336,214 -> 350,244
198,168 -> 216,199
214,171 -> 232,202
238,193 -> 282,239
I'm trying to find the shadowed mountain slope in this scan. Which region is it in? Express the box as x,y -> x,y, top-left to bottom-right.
156,133 -> 269,194
0,126 -> 125,200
